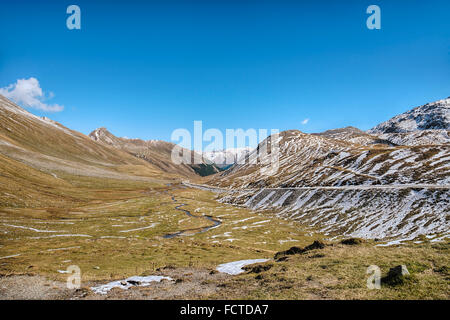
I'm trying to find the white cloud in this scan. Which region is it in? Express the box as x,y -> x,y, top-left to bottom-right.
301,118 -> 309,125
0,77 -> 64,112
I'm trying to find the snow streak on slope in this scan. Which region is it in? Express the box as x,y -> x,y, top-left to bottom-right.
211,130 -> 449,189
217,259 -> 270,275
313,126 -> 394,146
209,97 -> 450,241
218,186 -> 449,241
374,130 -> 450,146
368,97 -> 450,145
203,147 -> 253,169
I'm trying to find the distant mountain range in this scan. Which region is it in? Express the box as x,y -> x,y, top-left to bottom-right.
89,128 -> 254,172
369,97 -> 450,133
202,147 -> 253,169
89,127 -> 220,177
0,94 -> 448,240
207,97 -> 449,241
368,97 -> 450,146
211,97 -> 450,189
0,95 -> 174,207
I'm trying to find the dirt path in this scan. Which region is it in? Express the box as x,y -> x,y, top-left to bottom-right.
183,181 -> 450,191
0,267 -> 230,300
0,275 -> 72,300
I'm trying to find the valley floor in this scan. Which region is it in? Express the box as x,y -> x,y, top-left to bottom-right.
0,180 -> 448,300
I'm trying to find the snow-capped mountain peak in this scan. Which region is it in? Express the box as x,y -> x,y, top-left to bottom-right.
203,147 -> 253,169
367,97 -> 450,145
368,97 -> 449,133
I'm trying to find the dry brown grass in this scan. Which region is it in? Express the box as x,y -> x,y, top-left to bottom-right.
1,181 -> 448,300
209,241 -> 449,300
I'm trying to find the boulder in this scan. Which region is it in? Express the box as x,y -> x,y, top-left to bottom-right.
304,240 -> 325,251
274,240 -> 326,260
243,263 -> 273,274
340,238 -> 363,245
382,265 -> 410,286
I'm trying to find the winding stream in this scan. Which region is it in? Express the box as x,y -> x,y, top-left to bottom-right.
163,195 -> 221,239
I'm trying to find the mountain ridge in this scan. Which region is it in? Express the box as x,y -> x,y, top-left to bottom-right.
367,97 -> 450,146
207,96 -> 449,240
89,127 -> 220,177
1,93 -> 448,240
0,94 -> 174,207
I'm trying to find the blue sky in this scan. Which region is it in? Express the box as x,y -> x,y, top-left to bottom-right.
0,0 -> 449,148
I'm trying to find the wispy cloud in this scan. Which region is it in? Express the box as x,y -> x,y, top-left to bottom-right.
301,118 -> 309,125
0,77 -> 64,112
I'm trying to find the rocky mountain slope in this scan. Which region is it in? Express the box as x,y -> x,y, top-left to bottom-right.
0,95 -> 178,207
203,147 -> 253,169
207,97 -> 450,241
89,127 -> 220,177
1,92 -> 448,241
368,97 -> 450,145
211,130 -> 449,188
313,126 -> 395,146
0,95 -> 168,179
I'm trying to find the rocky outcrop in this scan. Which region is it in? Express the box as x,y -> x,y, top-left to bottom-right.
368,97 -> 450,145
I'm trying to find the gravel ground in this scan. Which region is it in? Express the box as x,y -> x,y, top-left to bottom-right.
0,267 -> 230,300
0,275 -> 72,300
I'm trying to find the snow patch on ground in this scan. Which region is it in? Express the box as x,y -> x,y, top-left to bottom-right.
27,234 -> 92,239
3,224 -> 64,233
0,254 -> 21,260
119,223 -> 158,233
216,259 -> 270,275
91,275 -> 173,295
46,246 -> 80,252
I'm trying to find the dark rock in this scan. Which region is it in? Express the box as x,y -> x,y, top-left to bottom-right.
433,266 -> 448,275
276,256 -> 288,262
75,288 -> 89,298
304,240 -> 325,251
274,240 -> 326,260
308,253 -> 325,259
162,265 -> 176,270
126,280 -> 141,286
243,263 -> 273,274
382,265 -> 410,286
274,247 -> 301,260
340,238 -> 363,245
283,246 -> 303,255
